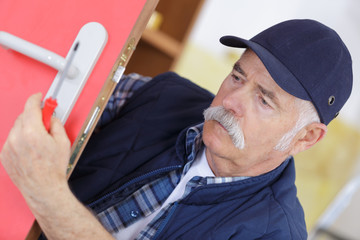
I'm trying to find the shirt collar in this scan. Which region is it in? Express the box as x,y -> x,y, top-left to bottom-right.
183,123 -> 251,183
185,123 -> 204,159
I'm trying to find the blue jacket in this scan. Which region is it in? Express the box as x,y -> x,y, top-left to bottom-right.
69,72 -> 307,239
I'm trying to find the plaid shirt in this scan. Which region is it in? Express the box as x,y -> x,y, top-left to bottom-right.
95,73 -> 249,240
97,73 -> 152,128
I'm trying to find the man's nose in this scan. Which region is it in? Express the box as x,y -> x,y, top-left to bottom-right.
222,88 -> 248,117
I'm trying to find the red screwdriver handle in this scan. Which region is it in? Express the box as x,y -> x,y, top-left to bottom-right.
42,97 -> 58,132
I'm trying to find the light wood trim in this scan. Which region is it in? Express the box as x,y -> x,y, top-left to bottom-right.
142,28 -> 181,58
170,0 -> 205,69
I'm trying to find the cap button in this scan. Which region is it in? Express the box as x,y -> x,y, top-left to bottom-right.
328,96 -> 335,106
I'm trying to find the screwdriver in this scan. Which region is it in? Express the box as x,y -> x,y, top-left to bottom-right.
42,42 -> 79,131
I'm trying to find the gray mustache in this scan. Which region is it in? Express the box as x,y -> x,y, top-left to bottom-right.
203,106 -> 245,149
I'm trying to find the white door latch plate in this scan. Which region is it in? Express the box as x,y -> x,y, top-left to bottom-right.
44,22 -> 108,123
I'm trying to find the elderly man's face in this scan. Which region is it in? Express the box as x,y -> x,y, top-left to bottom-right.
203,50 -> 300,177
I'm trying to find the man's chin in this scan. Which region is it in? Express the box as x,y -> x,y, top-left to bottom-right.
203,121 -> 244,152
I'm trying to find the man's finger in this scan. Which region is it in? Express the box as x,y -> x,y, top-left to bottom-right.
50,117 -> 70,148
22,93 -> 44,129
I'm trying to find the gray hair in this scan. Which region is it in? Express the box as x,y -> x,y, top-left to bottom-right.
274,99 -> 320,151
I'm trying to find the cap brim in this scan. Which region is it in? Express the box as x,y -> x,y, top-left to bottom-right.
220,35 -> 311,101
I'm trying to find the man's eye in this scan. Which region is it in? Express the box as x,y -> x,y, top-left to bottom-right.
257,94 -> 269,107
261,97 -> 269,106
231,74 -> 241,81
259,96 -> 272,109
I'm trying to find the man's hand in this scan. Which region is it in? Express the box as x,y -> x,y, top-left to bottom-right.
0,93 -> 71,206
0,93 -> 114,239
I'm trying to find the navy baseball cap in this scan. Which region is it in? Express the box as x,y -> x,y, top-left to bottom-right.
220,19 -> 353,125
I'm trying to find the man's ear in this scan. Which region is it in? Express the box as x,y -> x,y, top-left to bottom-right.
290,122 -> 327,155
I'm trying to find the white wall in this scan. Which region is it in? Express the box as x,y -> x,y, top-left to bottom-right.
189,0 -> 360,128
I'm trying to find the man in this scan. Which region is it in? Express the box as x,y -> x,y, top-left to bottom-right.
0,19 -> 352,239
